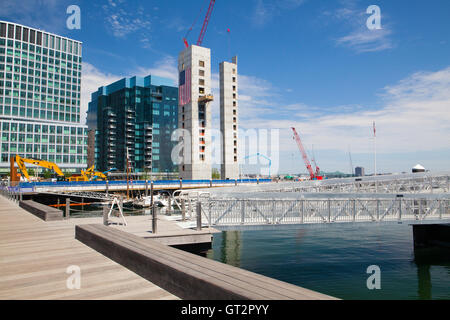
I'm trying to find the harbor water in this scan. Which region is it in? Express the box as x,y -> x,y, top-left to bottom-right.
205,221 -> 450,300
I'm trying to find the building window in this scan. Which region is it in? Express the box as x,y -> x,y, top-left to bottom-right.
199,79 -> 205,86
199,70 -> 205,77
199,60 -> 205,67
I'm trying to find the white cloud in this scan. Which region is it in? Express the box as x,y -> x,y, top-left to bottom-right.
240,66 -> 450,156
80,62 -> 122,122
331,5 -> 394,53
103,1 -> 152,41
0,0 -> 70,34
135,56 -> 178,85
251,0 -> 307,26
81,57 -> 180,122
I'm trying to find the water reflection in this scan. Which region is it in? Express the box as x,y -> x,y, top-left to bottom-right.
207,223 -> 450,299
414,247 -> 450,300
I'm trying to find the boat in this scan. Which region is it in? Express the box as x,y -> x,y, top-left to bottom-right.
133,194 -> 169,208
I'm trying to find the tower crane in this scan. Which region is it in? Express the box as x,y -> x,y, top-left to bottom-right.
183,0 -> 216,48
291,128 -> 323,180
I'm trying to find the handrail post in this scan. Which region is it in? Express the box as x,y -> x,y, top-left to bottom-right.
300,200 -> 304,224
376,199 -> 380,221
196,201 -> 202,231
327,199 -> 331,223
181,198 -> 186,221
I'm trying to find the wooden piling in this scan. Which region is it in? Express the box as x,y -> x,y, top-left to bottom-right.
152,203 -> 158,234
103,204 -> 109,226
65,198 -> 70,219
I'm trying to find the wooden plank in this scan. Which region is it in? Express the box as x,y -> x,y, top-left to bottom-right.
0,196 -> 178,300
76,224 -> 336,300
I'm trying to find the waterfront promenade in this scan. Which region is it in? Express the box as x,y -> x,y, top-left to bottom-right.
0,196 -> 178,300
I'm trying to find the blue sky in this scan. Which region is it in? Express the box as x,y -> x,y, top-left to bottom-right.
1,0 -> 450,175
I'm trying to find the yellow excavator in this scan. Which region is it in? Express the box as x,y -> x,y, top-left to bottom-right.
83,165 -> 107,181
11,155 -> 66,182
11,156 -> 107,183
67,165 -> 107,182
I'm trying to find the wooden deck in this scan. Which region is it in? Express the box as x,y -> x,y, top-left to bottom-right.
0,196 -> 179,300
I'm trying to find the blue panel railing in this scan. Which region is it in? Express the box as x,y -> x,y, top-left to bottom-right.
17,178 -> 272,189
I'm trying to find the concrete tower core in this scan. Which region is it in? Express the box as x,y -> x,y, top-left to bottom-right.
220,57 -> 239,179
178,45 -> 213,180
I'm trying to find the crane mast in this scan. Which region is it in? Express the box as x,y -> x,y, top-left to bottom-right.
291,128 -> 323,180
197,0 -> 216,46
184,0 -> 216,48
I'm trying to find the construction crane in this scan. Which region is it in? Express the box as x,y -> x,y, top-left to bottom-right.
291,128 -> 323,180
183,0 -> 216,48
11,155 -> 65,182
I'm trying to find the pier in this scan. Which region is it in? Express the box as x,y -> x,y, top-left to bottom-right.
0,196 -> 178,300
0,194 -> 335,300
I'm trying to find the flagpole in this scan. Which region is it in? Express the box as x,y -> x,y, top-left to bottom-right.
373,121 -> 377,193
373,121 -> 377,177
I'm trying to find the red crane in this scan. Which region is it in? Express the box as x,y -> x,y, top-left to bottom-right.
183,0 -> 216,48
291,127 -> 323,180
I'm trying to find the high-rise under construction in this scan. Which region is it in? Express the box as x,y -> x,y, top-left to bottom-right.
220,56 -> 239,179
178,45 -> 213,180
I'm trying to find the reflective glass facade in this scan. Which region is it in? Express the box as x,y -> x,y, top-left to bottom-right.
0,21 -> 87,173
87,75 -> 178,173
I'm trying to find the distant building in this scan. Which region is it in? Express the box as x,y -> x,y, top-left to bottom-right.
355,166 -> 365,177
0,21 -> 88,174
412,164 -> 425,173
87,75 -> 178,173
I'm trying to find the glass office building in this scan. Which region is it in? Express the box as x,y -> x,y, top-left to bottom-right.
0,21 -> 88,174
87,75 -> 178,173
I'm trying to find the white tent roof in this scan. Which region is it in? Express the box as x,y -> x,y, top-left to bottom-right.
413,164 -> 425,170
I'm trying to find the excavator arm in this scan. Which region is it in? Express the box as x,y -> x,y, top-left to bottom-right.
14,155 -> 65,181
81,165 -> 107,181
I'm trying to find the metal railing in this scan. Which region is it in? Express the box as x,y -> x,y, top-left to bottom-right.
196,197 -> 450,226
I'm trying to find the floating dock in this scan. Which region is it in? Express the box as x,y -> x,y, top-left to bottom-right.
0,195 -> 335,300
